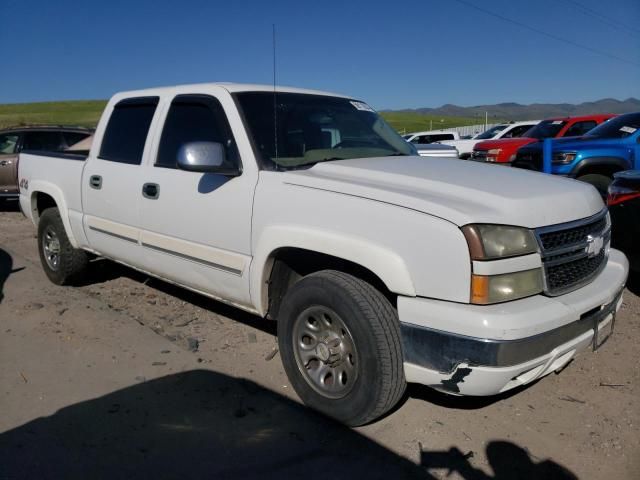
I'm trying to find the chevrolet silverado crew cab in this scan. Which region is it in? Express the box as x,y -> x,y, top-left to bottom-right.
18,83 -> 628,426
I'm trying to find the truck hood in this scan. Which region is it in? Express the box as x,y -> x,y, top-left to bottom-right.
282,156 -> 603,227
474,137 -> 537,151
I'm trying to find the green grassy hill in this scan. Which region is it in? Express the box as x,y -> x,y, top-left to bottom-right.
0,100 -> 497,134
379,111 -> 490,134
0,100 -> 107,129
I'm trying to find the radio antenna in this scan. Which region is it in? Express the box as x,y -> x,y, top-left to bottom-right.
272,24 -> 278,163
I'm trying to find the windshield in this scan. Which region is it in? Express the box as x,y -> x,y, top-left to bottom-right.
584,113 -> 640,139
524,120 -> 566,139
475,125 -> 507,139
235,92 -> 415,169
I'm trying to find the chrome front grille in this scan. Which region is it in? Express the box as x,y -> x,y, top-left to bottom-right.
535,210 -> 610,296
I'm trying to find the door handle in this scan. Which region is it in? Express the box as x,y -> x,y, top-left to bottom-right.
142,183 -> 160,199
0,160 -> 11,166
89,175 -> 102,189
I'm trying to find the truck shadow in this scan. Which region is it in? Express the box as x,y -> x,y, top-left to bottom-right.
0,198 -> 20,212
0,248 -> 20,304
77,258 -> 277,336
625,270 -> 640,296
0,369 -> 575,480
407,381 -> 536,411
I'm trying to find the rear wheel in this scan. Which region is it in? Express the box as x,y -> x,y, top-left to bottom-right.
278,270 -> 406,426
37,208 -> 89,285
577,173 -> 612,198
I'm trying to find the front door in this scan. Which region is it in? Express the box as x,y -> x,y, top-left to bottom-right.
0,132 -> 20,195
137,92 -> 256,308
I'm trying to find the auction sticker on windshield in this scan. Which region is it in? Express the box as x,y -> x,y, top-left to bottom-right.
619,126 -> 637,134
351,101 -> 375,112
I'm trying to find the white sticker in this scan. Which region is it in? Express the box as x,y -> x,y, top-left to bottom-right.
620,126 -> 637,134
350,101 -> 375,112
552,120 -> 563,125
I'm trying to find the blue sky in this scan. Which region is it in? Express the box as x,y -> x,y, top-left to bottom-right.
2,0 -> 639,109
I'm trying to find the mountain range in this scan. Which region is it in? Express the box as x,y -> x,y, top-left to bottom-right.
387,97 -> 640,120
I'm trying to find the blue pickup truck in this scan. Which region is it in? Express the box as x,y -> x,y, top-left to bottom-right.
512,112 -> 640,194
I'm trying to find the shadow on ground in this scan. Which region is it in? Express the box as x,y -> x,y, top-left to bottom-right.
0,198 -> 20,212
625,270 -> 640,296
0,370 -> 576,480
0,248 -> 17,303
78,258 -> 277,336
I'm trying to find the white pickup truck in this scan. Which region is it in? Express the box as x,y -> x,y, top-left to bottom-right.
18,83 -> 628,426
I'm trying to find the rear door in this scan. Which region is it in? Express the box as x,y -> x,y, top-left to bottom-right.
81,97 -> 160,267
0,132 -> 20,195
137,91 -> 256,307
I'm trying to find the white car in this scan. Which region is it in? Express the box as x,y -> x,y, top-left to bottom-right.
403,130 -> 460,144
441,120 -> 540,159
413,143 -> 459,158
18,83 -> 627,426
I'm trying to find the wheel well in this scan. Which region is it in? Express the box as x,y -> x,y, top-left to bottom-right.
576,164 -> 623,179
266,248 -> 396,320
34,192 -> 57,220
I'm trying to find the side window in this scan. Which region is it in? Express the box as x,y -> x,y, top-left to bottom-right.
503,125 -> 530,138
432,134 -> 454,142
563,121 -> 597,137
99,97 -> 159,165
0,133 -> 19,154
62,131 -> 91,148
22,131 -> 65,151
156,95 -> 239,169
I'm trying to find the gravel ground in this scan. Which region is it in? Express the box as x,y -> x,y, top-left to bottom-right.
0,204 -> 638,479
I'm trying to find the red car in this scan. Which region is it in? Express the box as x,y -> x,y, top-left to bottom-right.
471,114 -> 616,164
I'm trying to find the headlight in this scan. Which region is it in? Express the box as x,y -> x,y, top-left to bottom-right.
486,148 -> 501,162
471,269 -> 543,304
552,151 -> 577,164
462,224 -> 538,260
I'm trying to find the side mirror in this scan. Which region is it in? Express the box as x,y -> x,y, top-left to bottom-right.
176,141 -> 241,176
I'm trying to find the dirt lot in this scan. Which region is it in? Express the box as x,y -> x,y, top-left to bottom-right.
1,203 -> 638,479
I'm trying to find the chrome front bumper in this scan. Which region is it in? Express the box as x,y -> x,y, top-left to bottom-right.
399,248 -> 628,395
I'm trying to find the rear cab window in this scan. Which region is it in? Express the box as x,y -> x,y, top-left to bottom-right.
99,97 -> 159,165
22,131 -> 65,151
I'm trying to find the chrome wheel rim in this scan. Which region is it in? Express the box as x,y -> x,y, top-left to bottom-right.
42,226 -> 61,271
292,306 -> 359,399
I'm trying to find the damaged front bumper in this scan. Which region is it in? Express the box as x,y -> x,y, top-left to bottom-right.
399,248 -> 628,396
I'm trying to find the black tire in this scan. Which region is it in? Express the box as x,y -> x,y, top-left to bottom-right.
37,207 -> 89,285
577,174 -> 612,198
278,270 -> 406,426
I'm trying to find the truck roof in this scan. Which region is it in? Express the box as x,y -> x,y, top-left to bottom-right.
543,114 -> 615,122
113,82 -> 352,100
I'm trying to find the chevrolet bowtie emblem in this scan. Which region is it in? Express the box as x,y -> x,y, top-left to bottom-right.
585,234 -> 604,258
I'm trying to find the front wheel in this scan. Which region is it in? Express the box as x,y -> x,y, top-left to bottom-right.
278,270 -> 406,426
37,208 -> 89,285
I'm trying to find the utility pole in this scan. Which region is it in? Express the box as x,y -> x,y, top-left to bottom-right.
485,111 -> 488,131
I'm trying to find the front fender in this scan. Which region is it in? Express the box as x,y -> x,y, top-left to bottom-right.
570,156 -> 630,177
27,181 -> 79,248
250,225 -> 416,315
